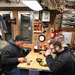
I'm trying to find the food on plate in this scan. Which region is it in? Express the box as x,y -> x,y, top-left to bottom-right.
39,61 -> 47,66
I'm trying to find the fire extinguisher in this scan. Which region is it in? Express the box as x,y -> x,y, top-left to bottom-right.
50,28 -> 55,39
55,27 -> 59,36
55,27 -> 60,36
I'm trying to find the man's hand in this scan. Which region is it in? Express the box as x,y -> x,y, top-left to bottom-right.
18,57 -> 25,63
45,49 -> 52,56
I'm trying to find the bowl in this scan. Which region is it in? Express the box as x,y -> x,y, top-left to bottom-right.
36,58 -> 42,62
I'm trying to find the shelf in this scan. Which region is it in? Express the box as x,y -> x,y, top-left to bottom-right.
60,28 -> 75,32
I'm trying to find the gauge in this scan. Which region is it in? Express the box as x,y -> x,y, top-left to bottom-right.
39,35 -> 46,42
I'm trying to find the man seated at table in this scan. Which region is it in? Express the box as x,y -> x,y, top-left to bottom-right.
45,40 -> 75,75
1,35 -> 29,75
55,34 -> 68,47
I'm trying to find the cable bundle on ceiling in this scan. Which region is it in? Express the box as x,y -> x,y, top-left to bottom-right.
41,0 -> 65,12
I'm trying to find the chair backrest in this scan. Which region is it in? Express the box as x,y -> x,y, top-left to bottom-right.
0,54 -> 3,75
0,54 -> 7,75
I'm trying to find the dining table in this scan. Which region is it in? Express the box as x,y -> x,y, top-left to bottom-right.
18,50 -> 51,75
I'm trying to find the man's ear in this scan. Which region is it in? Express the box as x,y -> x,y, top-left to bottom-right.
56,46 -> 59,50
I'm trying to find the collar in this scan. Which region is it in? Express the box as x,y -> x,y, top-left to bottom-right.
57,49 -> 68,56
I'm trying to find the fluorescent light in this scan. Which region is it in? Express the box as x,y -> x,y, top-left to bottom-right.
72,12 -> 75,13
22,0 -> 43,11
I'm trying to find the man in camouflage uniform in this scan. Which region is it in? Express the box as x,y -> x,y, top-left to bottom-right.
0,35 -> 9,54
0,35 -> 9,75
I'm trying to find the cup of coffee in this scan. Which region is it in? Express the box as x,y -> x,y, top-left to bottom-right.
26,58 -> 31,65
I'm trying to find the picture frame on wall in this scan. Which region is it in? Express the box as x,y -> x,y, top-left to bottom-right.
42,11 -> 50,22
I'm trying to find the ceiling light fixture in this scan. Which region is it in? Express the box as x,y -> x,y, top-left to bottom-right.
22,0 -> 43,11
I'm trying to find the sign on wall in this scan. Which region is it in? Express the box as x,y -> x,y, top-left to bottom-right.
33,11 -> 39,20
62,32 -> 72,44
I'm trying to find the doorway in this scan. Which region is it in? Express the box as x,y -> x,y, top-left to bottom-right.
0,11 -> 13,41
18,11 -> 33,43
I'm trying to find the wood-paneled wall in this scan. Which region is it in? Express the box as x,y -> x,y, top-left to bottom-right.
13,11 -> 19,38
0,8 -> 75,50
10,10 -> 75,49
